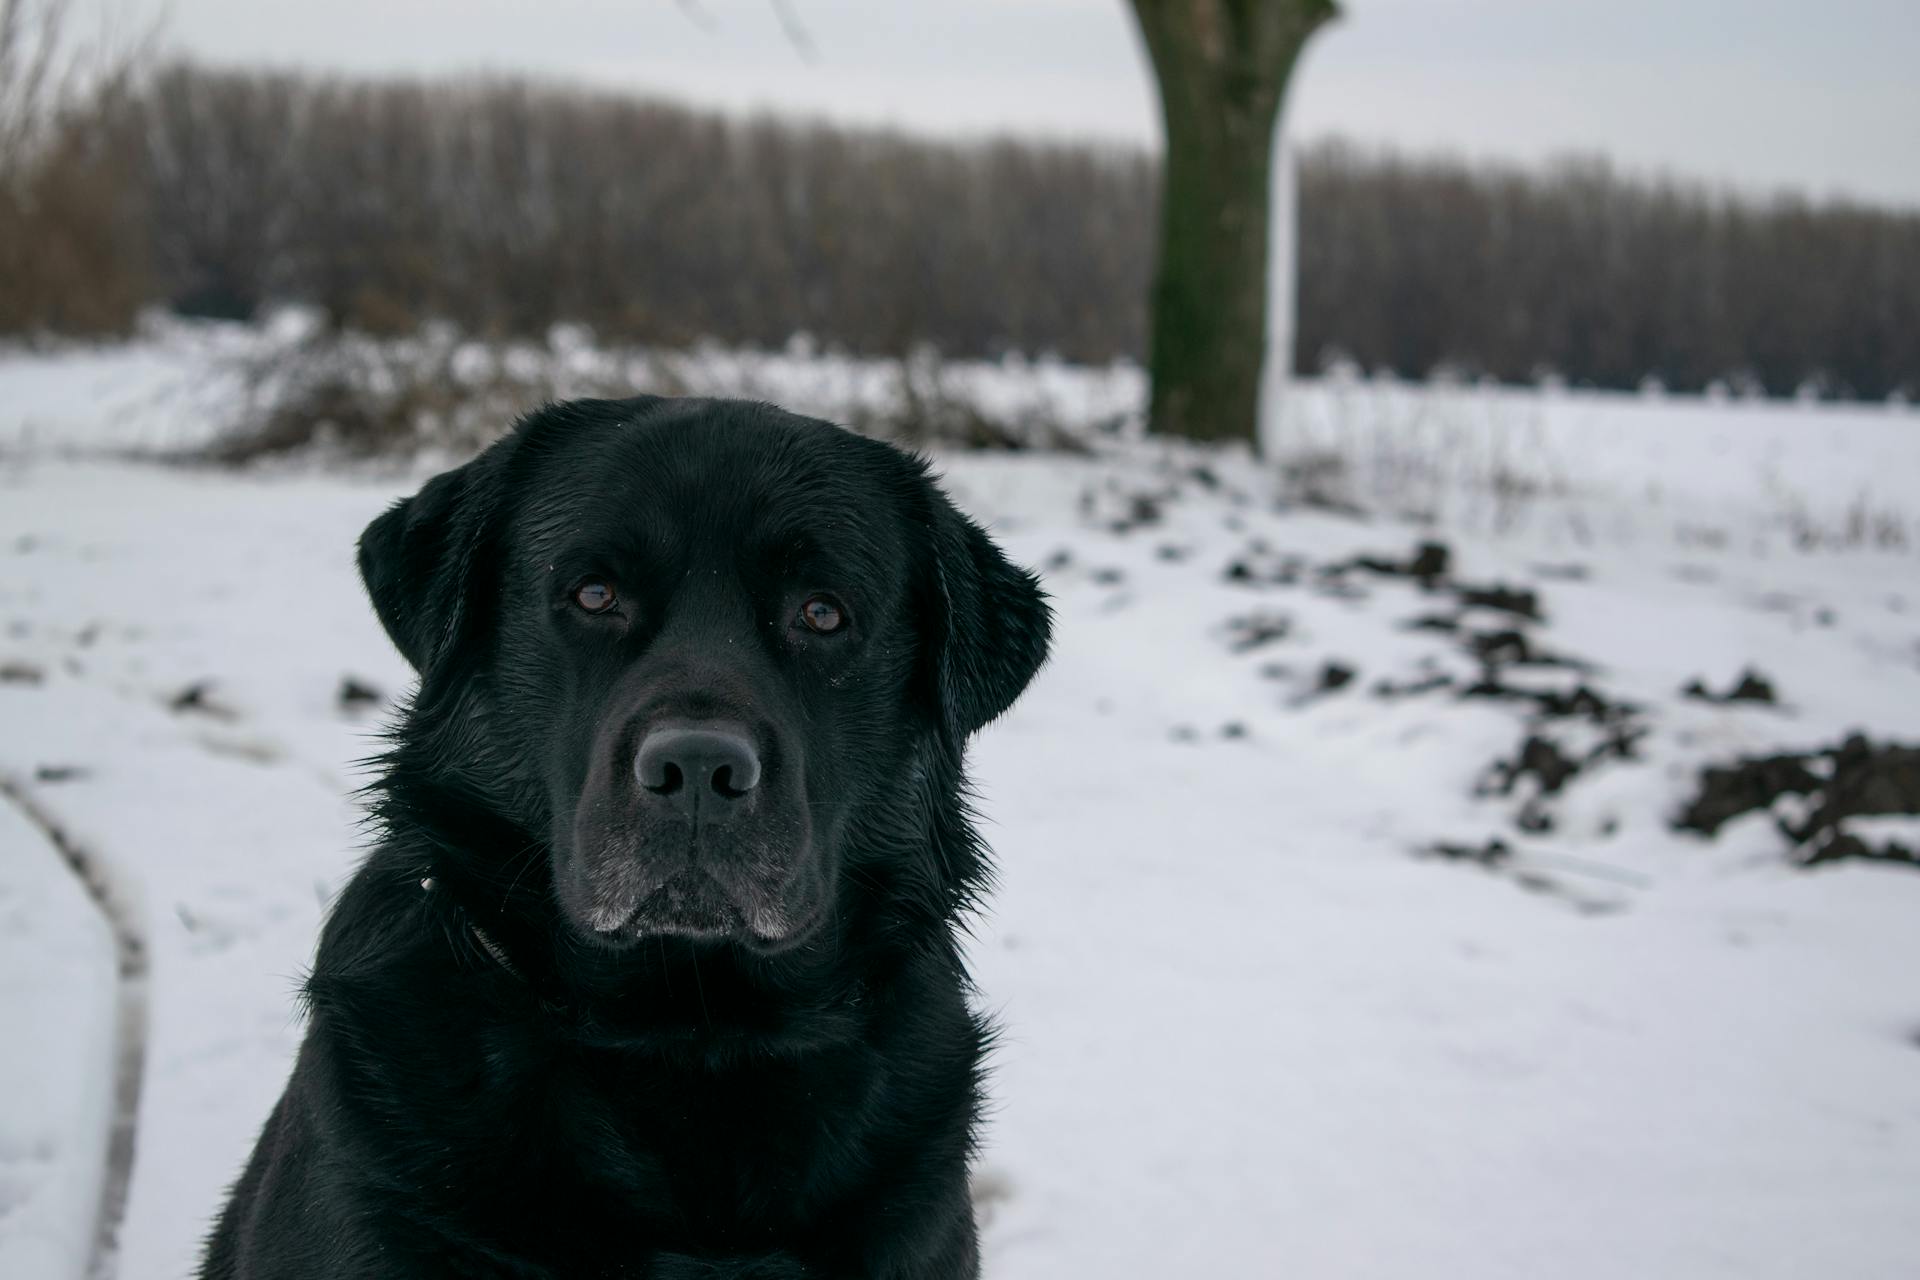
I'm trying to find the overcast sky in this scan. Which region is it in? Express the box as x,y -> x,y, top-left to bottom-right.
96,0 -> 1920,208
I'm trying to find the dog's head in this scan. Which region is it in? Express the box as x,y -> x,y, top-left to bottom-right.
358,397 -> 1049,955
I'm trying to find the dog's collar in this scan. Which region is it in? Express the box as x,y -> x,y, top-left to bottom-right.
419,876 -> 525,982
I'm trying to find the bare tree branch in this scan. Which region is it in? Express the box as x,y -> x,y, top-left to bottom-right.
768,0 -> 816,63
668,0 -> 813,61
671,0 -> 717,34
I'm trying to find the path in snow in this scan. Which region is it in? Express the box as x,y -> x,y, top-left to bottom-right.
0,781 -> 136,1280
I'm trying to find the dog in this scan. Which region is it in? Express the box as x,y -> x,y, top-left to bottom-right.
201,396 -> 1051,1278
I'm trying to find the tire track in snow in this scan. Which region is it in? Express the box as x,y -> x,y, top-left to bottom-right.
0,775 -> 148,1280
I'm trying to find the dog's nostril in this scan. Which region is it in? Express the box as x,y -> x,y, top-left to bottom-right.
634,724 -> 761,805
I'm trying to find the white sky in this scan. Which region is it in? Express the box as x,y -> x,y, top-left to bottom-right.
91,0 -> 1920,208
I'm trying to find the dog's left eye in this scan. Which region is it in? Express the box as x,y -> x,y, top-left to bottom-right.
573,580 -> 617,614
798,595 -> 847,635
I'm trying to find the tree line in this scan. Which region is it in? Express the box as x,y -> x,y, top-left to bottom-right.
4,63 -> 1915,400
1297,141 -> 1920,399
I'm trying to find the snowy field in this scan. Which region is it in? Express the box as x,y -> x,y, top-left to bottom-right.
2,326 -> 1919,1278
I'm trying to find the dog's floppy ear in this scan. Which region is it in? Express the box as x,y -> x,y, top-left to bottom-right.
923,487 -> 1052,742
357,451 -> 503,678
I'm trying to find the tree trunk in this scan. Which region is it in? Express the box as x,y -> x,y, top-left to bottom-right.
1128,0 -> 1335,446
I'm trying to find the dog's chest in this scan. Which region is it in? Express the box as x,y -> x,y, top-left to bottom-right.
523,1046 -> 882,1232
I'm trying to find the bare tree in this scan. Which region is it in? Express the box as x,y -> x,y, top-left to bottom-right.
0,0 -> 153,335
0,0 -> 70,172
1127,0 -> 1335,446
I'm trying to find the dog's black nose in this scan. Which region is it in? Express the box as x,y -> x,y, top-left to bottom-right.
634,724 -> 762,805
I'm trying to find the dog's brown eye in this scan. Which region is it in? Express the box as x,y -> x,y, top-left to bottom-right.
799,595 -> 845,635
574,580 -> 616,614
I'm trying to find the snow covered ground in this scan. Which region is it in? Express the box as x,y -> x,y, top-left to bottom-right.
0,791 -> 120,1280
2,328 -> 1919,1278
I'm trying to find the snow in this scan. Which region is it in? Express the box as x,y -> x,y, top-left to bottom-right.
2,330 -> 1919,1278
1846,816 -> 1920,848
0,466 -> 405,1280
0,800 -> 119,1280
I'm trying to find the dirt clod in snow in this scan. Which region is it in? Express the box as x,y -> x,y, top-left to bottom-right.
1477,710 -> 1649,835
1222,543 -> 1303,587
1802,826 -> 1918,868
1676,735 -> 1920,870
1080,482 -> 1167,535
1222,612 -> 1292,653
1372,672 -> 1455,700
1681,668 -> 1779,705
1676,754 -> 1825,834
1465,628 -> 1583,671
1425,837 -> 1515,867
1334,540 -> 1452,589
1460,679 -> 1635,725
1488,736 -> 1582,797
167,680 -> 237,720
1453,582 -> 1543,621
337,676 -> 385,710
1315,661 -> 1357,694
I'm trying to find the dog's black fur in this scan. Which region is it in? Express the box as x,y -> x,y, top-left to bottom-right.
201,397 -> 1050,1279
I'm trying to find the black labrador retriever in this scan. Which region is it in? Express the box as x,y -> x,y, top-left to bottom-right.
201,396 -> 1050,1279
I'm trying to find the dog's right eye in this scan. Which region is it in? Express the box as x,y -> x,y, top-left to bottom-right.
573,580 -> 617,614
799,595 -> 847,635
